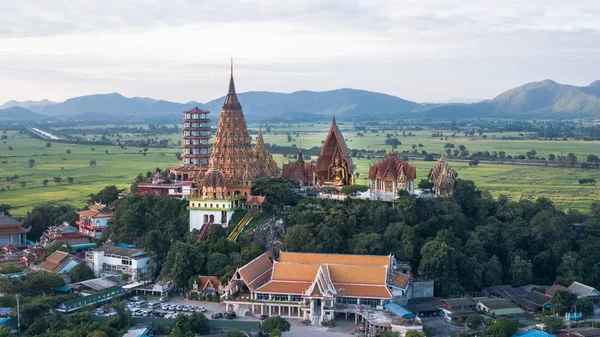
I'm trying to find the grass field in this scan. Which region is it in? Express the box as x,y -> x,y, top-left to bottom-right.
2,121 -> 600,218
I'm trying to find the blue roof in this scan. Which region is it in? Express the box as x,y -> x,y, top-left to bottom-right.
0,318 -> 9,325
384,302 -> 416,319
69,243 -> 98,251
55,285 -> 72,293
513,330 -> 556,337
116,243 -> 135,248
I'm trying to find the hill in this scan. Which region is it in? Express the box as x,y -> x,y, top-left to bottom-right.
0,99 -> 56,110
27,93 -> 195,118
0,106 -> 41,120
202,88 -> 420,120
418,80 -> 600,118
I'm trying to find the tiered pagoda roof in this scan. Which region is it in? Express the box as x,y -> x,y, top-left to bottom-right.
210,62 -> 259,182
253,124 -> 277,178
281,148 -> 315,183
368,150 -> 416,182
428,156 -> 457,195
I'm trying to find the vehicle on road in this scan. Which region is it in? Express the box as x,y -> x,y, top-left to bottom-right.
260,314 -> 269,320
225,312 -> 237,319
130,296 -> 140,301
211,312 -> 223,319
159,296 -> 169,302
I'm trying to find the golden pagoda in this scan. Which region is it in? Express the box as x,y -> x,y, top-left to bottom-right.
428,156 -> 457,196
253,123 -> 277,178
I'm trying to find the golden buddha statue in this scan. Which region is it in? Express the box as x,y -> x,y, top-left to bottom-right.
325,156 -> 346,186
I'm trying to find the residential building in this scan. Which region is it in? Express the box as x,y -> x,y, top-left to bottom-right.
224,251 -> 422,333
71,276 -> 126,296
545,284 -> 571,297
484,285 -> 551,314
476,298 -> 524,316
0,213 -> 30,247
85,244 -> 151,280
569,282 -> 600,302
75,203 -> 115,239
37,251 -> 79,274
439,298 -> 476,321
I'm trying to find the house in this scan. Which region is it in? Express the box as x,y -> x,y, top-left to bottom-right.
484,285 -> 551,314
439,298 -> 476,321
192,276 -> 221,297
568,282 -> 600,302
476,298 -> 524,316
546,284 -> 571,297
75,203 -> 115,239
85,244 -> 152,280
71,276 -> 126,296
37,251 -> 79,274
0,213 -> 30,248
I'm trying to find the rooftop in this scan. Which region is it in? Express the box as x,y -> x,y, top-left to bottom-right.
546,284 -> 570,296
97,245 -> 146,258
0,213 -> 22,227
569,282 -> 599,297
37,251 -> 77,273
278,251 -> 392,268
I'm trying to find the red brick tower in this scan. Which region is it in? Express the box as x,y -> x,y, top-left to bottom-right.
210,61 -> 259,196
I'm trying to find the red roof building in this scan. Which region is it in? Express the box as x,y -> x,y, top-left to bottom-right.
281,148 -> 316,188
369,150 -> 417,198
315,116 -> 355,188
75,203 -> 115,239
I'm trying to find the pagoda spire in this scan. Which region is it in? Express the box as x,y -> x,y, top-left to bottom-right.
229,57 -> 235,93
223,58 -> 241,110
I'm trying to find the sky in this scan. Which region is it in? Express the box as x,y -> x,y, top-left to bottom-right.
1,0 -> 599,104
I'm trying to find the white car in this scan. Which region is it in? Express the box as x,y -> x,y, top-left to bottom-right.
162,304 -> 170,310
159,296 -> 169,302
169,304 -> 177,311
105,312 -> 117,317
198,306 -> 207,312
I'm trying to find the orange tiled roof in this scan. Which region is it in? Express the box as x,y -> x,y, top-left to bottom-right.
335,284 -> 393,298
271,262 -> 321,282
37,251 -> 76,273
327,264 -> 387,285
237,251 -> 274,291
278,252 -> 391,268
392,273 -> 410,288
256,281 -> 312,294
199,275 -> 221,291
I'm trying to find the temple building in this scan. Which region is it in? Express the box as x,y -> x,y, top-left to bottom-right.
75,203 -> 115,239
188,62 -> 264,235
369,150 -> 417,198
0,213 -> 30,248
253,124 -> 277,178
181,107 -> 211,167
281,148 -> 315,188
428,156 -> 457,196
314,116 -> 356,188
224,251 -> 423,334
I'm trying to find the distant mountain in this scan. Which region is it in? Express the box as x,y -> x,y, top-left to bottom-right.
202,88 -> 420,120
418,80 -> 600,118
0,106 -> 41,119
0,99 -> 56,110
29,93 -> 195,117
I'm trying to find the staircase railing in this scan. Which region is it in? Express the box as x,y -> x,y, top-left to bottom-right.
228,209 -> 258,241
196,219 -> 213,242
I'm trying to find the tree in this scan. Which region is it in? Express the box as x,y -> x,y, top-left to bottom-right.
542,315 -> 566,333
20,181 -> 26,188
28,158 -> 35,168
69,262 -> 95,282
66,149 -> 71,154
90,159 -> 97,167
162,241 -> 205,287
548,153 -> 556,161
550,291 -> 576,315
105,149 -> 109,155
67,176 -> 74,184
42,179 -> 49,186
53,176 -> 62,185
340,185 -> 368,196
22,204 -> 77,241
509,255 -> 533,287
206,252 -> 230,276
577,297 -> 594,317
417,179 -> 433,190
261,316 -> 291,334
487,317 -> 520,337
466,315 -> 484,329
351,233 -> 384,255
1,262 -> 18,274
567,152 -> 578,165
46,141 -> 52,148
482,255 -> 503,287
88,185 -> 120,204
419,235 -> 463,296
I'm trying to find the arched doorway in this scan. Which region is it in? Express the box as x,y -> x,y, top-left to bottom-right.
209,214 -> 214,223
203,214 -> 208,223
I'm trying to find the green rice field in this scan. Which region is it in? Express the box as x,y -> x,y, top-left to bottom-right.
1,121 -> 600,218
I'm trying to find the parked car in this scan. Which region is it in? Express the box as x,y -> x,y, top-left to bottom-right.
169,304 -> 177,311
198,306 -> 207,312
259,314 -> 268,320
148,302 -> 160,309
130,296 -> 140,301
162,304 -> 170,310
105,312 -> 117,317
135,300 -> 147,308
225,312 -> 237,319
159,296 -> 169,302
175,305 -> 182,311
211,312 -> 223,319
182,306 -> 189,312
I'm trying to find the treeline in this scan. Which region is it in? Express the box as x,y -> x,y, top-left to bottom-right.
280,180 -> 600,297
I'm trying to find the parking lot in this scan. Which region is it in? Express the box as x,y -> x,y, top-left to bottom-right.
123,295 -> 229,320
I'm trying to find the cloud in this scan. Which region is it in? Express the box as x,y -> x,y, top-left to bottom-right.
0,0 -> 599,103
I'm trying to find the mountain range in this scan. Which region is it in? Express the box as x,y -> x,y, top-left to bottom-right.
2,79 -> 600,121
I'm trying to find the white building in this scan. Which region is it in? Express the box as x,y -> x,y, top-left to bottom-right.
85,244 -> 152,280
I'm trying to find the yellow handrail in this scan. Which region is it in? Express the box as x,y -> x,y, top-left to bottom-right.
228,209 -> 257,240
